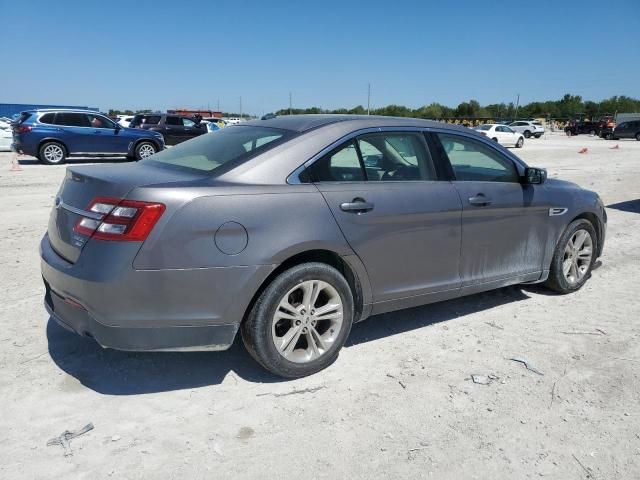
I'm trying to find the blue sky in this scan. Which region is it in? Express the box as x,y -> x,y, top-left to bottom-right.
1,0 -> 638,114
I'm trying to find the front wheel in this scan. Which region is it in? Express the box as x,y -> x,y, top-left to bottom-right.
545,219 -> 597,294
566,130 -> 572,137
39,142 -> 67,165
604,133 -> 613,140
515,137 -> 524,148
134,141 -> 157,160
589,129 -> 596,136
242,262 -> 354,378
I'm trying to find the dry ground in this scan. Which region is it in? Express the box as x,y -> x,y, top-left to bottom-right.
0,133 -> 639,479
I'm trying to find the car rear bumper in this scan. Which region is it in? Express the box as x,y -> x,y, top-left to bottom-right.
40,233 -> 275,351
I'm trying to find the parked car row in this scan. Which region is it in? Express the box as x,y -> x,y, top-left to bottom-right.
600,120 -> 640,141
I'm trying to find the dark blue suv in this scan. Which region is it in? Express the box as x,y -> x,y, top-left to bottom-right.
12,109 -> 165,164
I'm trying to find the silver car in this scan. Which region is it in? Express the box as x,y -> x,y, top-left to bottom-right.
41,115 -> 606,377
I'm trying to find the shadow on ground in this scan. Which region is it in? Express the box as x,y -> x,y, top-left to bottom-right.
47,285 -> 530,396
607,199 -> 640,214
18,156 -> 129,166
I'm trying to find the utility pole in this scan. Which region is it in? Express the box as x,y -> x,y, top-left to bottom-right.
289,91 -> 292,115
513,93 -> 520,121
367,83 -> 371,115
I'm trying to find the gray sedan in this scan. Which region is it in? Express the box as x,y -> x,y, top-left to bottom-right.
41,115 -> 606,377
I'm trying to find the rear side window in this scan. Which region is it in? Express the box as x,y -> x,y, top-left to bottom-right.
476,125 -> 492,131
308,141 -> 364,182
55,113 -> 91,127
39,113 -> 55,124
145,126 -> 291,172
436,133 -> 519,183
165,116 -> 181,126
143,115 -> 161,125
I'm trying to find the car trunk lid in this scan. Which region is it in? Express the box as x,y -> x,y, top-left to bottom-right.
47,162 -> 205,263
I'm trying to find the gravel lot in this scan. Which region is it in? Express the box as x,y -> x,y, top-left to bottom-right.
1,133 -> 639,479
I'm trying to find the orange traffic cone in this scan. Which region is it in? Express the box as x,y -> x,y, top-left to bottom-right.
578,147 -> 588,154
610,144 -> 619,149
10,151 -> 23,171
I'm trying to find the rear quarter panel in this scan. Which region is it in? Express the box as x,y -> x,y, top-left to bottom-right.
132,185 -> 355,270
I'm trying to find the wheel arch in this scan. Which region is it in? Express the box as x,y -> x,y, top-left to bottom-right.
38,138 -> 68,155
241,249 -> 368,329
570,212 -> 604,257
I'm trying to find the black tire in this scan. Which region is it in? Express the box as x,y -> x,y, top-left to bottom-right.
636,133 -> 640,141
545,219 -> 597,294
524,130 -> 531,138
566,130 -> 572,137
589,129 -> 596,136
491,137 -> 499,142
241,262 -> 354,378
604,133 -> 613,140
38,141 -> 67,165
515,137 -> 524,148
534,134 -> 542,138
134,141 -> 157,160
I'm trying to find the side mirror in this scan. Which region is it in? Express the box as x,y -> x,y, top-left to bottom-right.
523,167 -> 547,185
114,123 -> 121,131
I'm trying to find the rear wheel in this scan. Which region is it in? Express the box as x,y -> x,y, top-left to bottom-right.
242,262 -> 354,378
491,137 -> 499,142
604,133 -> 613,140
589,129 -> 596,136
545,219 -> 597,294
524,130 -> 531,138
566,130 -> 572,137
134,141 -> 157,160
636,133 -> 640,141
39,142 -> 66,165
515,137 -> 524,148
534,133 -> 542,138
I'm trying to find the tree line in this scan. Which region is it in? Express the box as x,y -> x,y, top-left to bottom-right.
275,95 -> 640,120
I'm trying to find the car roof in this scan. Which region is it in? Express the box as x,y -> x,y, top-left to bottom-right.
243,114 -> 469,133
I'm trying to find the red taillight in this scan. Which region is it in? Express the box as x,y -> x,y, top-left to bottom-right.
74,197 -> 165,241
16,125 -> 32,133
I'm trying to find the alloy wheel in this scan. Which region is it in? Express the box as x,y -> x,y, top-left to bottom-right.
271,280 -> 343,363
138,143 -> 156,158
43,144 -> 64,163
562,229 -> 593,285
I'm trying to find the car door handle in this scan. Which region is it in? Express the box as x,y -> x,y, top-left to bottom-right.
340,199 -> 374,214
468,194 -> 492,206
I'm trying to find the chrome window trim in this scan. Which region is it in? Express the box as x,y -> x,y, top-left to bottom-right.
287,125 -> 528,184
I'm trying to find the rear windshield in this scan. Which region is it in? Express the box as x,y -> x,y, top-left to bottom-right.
533,121 -> 542,126
17,112 -> 32,124
475,125 -> 492,131
145,125 -> 293,172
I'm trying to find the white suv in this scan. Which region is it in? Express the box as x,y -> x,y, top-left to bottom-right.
509,121 -> 545,138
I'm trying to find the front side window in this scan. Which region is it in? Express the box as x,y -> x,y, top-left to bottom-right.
437,133 -> 519,183
145,125 -> 291,172
308,141 -> 364,182
357,132 -> 435,181
182,118 -> 196,127
87,114 -> 116,129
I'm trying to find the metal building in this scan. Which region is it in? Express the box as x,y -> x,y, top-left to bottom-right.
0,103 -> 99,118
